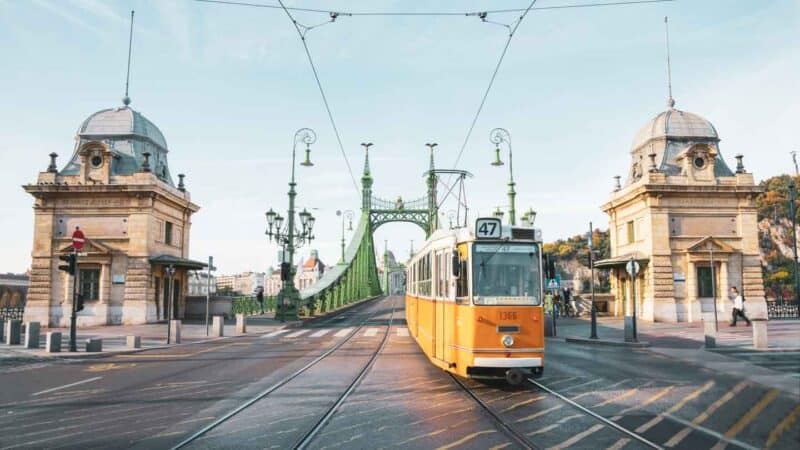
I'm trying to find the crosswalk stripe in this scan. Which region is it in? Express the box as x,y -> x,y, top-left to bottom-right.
334,328 -> 353,337
364,328 -> 379,337
396,327 -> 409,337
310,329 -> 330,338
285,329 -> 310,338
262,329 -> 289,338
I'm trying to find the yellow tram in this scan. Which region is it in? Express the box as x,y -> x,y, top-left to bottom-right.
405,218 -> 545,385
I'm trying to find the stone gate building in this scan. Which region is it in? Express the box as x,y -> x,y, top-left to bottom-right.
23,102 -> 204,327
596,100 -> 766,322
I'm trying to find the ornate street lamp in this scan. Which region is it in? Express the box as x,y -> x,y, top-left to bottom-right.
265,128 -> 317,321
493,207 -> 505,220
489,127 -> 517,225
521,208 -> 537,227
336,210 -> 354,264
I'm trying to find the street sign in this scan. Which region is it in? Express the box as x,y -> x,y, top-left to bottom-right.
626,260 -> 640,276
547,278 -> 560,290
72,228 -> 85,250
475,218 -> 501,239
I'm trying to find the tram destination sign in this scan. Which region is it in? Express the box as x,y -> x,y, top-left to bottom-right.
475,218 -> 502,239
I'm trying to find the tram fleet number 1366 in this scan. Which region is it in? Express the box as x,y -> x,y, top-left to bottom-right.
405,217 -> 545,385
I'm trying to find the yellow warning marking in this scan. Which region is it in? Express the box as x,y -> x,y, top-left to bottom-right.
766,403 -> 800,448
489,443 -> 513,450
717,389 -> 778,445
436,430 -> 497,450
84,363 -> 137,372
593,382 -> 652,407
117,342 -> 239,359
618,385 -> 673,415
547,424 -> 605,450
635,380 -> 715,433
664,381 -> 747,448
515,405 -> 562,423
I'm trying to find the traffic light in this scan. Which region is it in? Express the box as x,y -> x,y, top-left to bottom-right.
544,254 -> 556,280
280,262 -> 291,281
58,254 -> 76,275
75,294 -> 85,312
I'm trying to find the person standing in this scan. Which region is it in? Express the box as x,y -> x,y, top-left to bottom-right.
729,286 -> 751,326
256,286 -> 265,315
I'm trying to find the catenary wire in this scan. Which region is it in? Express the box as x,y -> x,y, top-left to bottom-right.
276,0 -> 361,194
193,0 -> 673,16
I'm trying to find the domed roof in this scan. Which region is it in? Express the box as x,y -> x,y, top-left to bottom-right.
632,108 -> 718,151
78,106 -> 168,150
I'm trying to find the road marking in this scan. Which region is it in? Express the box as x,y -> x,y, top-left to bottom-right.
310,329 -> 330,338
364,327 -> 379,337
396,327 -> 409,337
663,413 -> 760,450
334,327 -> 353,337
262,329 -> 289,338
501,395 -> 545,413
664,381 -> 747,448
710,389 -> 778,449
527,414 -> 583,436
618,385 -> 674,415
593,382 -> 651,407
635,380 -> 715,433
547,424 -> 604,450
436,430 -> 496,450
285,329 -> 310,338
766,403 -> 800,448
607,438 -> 631,450
562,378 -> 604,392
117,342 -> 239,358
515,405 -> 562,423
32,377 -> 102,397
85,363 -> 137,372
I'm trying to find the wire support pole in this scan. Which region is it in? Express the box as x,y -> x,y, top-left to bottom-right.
123,10 -> 135,105
276,0 -> 360,195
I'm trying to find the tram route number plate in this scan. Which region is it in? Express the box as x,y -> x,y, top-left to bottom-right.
475,218 -> 502,239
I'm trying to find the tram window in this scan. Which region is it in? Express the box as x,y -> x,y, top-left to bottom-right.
456,259 -> 469,298
472,243 -> 541,305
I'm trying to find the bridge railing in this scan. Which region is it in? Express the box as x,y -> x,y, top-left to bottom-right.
370,196 -> 428,211
299,212 -> 381,315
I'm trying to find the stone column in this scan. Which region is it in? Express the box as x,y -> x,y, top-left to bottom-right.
686,261 -> 698,322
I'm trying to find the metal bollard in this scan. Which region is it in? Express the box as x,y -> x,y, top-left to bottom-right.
752,319 -> 768,349
46,332 -> 62,353
24,322 -> 40,349
212,316 -> 224,337
170,320 -> 182,344
4,320 -> 21,345
85,338 -> 103,352
703,317 -> 717,348
126,335 -> 141,349
236,314 -> 246,334
0,318 -> 5,343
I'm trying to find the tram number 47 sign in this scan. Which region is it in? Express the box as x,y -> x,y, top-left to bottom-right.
475,218 -> 502,239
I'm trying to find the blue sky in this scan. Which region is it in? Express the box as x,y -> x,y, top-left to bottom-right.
0,0 -> 797,275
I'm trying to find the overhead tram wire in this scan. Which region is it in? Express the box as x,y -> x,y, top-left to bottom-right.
193,0 -> 674,17
276,0 -> 360,194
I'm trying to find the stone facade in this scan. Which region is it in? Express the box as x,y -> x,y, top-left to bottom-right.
598,106 -> 766,323
22,105 -> 201,327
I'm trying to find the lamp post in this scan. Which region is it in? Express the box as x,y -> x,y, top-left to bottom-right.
521,208 -> 536,227
588,222 -> 598,339
165,264 -> 175,344
205,256 -> 216,336
490,128 -> 516,225
336,209 -> 353,264
789,180 -> 799,306
265,128 -> 317,322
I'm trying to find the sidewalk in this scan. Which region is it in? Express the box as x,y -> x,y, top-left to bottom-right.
552,315 -> 800,398
0,314 -> 289,360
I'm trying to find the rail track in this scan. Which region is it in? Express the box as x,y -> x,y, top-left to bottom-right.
170,296 -> 396,450
449,373 -> 664,450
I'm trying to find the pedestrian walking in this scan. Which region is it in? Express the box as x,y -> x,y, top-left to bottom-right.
256,286 -> 265,315
729,286 -> 751,326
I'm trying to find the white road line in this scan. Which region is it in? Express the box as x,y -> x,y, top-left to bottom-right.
261,329 -> 289,338
32,377 -> 102,397
334,328 -> 353,337
607,438 -> 631,450
547,424 -> 604,450
396,327 -> 409,337
285,330 -> 310,338
310,329 -> 330,338
364,328 -> 379,337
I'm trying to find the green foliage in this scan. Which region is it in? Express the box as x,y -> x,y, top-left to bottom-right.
544,229 -> 611,292
758,174 -> 799,300
757,174 -> 800,222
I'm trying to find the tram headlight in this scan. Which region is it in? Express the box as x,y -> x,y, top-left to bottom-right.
502,334 -> 514,348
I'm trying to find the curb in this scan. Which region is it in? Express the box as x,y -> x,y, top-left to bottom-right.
565,336 -> 651,348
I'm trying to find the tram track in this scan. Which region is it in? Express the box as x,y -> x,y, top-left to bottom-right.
169,296 -> 395,450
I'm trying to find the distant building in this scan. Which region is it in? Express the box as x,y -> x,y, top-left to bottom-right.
215,272 -> 264,296
22,101 -> 204,327
187,271 -> 216,297
378,250 -> 406,295
597,97 -> 765,322
0,273 -> 29,319
263,249 -> 326,296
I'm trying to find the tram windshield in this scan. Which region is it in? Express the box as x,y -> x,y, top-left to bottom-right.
472,243 -> 541,305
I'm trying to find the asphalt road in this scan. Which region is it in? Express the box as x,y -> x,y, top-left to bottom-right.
1,295 -> 798,449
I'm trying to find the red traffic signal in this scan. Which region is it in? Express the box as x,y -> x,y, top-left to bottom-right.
58,254 -> 76,275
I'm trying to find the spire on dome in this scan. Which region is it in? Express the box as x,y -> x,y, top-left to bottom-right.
664,16 -> 675,109
122,10 -> 135,107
